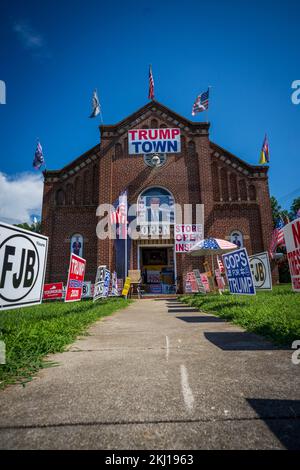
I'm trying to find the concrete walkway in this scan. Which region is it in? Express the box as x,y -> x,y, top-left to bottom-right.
0,299 -> 299,449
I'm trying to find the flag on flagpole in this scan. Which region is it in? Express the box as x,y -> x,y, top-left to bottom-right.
148,65 -> 154,100
192,89 -> 209,115
89,89 -> 101,118
32,141 -> 44,170
269,218 -> 285,258
259,134 -> 270,164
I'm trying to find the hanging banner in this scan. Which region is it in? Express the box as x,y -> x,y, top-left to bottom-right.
249,252 -> 272,290
43,282 -> 63,300
65,253 -> 86,302
128,128 -> 181,155
0,222 -> 48,311
283,219 -> 300,292
222,248 -> 256,295
175,224 -> 203,253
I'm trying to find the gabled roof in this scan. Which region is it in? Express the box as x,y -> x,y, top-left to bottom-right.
100,100 -> 210,136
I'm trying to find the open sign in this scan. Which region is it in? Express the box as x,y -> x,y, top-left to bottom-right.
0,223 -> 48,310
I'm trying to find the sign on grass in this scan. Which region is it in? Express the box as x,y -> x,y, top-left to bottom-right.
0,222 -> 48,310
222,248 -> 256,295
82,281 -> 92,298
43,282 -> 63,300
65,253 -> 86,302
283,219 -> 300,292
93,265 -> 110,301
249,251 -> 272,290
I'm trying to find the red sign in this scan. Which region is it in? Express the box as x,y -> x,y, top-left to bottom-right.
215,269 -> 225,291
186,272 -> 199,293
200,274 -> 210,292
283,219 -> 300,292
65,253 -> 86,302
43,282 -> 63,300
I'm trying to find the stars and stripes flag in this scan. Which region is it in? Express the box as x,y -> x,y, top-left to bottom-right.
89,89 -> 101,119
269,218 -> 285,258
110,190 -> 128,239
259,134 -> 270,164
32,141 -> 44,170
192,89 -> 209,115
148,65 -> 154,100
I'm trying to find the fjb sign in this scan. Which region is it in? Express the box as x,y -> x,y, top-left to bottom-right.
65,253 -> 86,302
128,128 -> 181,155
0,223 -> 48,310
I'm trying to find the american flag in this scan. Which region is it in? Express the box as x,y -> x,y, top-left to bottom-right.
269,218 -> 285,258
148,65 -> 154,100
110,190 -> 128,238
192,89 -> 209,115
32,141 -> 44,170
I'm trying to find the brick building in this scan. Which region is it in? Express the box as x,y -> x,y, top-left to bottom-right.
41,101 -> 273,293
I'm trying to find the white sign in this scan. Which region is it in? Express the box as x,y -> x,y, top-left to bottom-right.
128,128 -> 181,155
175,224 -> 203,253
82,281 -> 92,298
249,252 -> 272,290
0,222 -> 48,310
283,219 -> 300,292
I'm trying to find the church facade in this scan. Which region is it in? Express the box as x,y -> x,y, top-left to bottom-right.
41,101 -> 273,293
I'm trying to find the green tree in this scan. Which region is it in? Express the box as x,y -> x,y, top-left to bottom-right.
290,196 -> 300,219
14,221 -> 41,233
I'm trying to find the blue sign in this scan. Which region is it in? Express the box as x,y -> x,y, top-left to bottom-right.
222,248 -> 256,295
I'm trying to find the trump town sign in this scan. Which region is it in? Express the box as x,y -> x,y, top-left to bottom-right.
128,128 -> 181,155
0,223 -> 48,310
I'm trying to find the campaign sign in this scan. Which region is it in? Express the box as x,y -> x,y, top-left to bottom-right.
249,252 -> 272,290
93,265 -> 110,301
193,269 -> 206,294
0,222 -> 48,310
110,271 -> 119,296
65,253 -> 86,302
43,282 -> 63,300
215,269 -> 225,291
82,281 -> 92,298
175,224 -> 203,253
184,281 -> 193,294
283,219 -> 300,292
186,272 -> 199,293
200,273 -> 210,292
223,248 -> 256,295
128,128 -> 181,155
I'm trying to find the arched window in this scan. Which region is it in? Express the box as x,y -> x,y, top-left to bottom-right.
239,179 -> 247,201
56,188 -> 65,206
150,118 -> 158,128
66,183 -> 73,205
137,187 -> 175,225
70,233 -> 84,258
220,168 -> 229,201
211,162 -> 220,201
229,230 -> 244,248
230,174 -> 238,201
249,184 -> 257,201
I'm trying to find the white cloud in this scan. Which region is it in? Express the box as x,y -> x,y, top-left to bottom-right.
0,172 -> 43,225
13,21 -> 47,58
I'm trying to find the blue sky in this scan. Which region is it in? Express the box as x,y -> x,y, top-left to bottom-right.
0,0 -> 299,223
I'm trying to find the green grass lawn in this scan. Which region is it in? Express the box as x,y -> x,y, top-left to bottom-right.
0,298 -> 131,389
181,285 -> 300,346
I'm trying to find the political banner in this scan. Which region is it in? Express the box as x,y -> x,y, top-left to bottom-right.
193,269 -> 206,294
184,281 -> 193,294
186,272 -> 199,293
0,222 -> 48,310
249,251 -> 272,290
283,219 -> 300,292
43,282 -> 63,300
82,281 -> 92,298
93,265 -> 110,301
222,248 -> 256,295
128,128 -> 181,155
65,253 -> 86,302
200,273 -> 210,292
110,271 -> 119,296
175,224 -> 203,253
122,277 -> 131,296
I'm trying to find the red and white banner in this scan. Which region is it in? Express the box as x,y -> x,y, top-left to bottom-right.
186,272 -> 199,293
200,273 -> 210,292
283,219 -> 300,292
65,253 -> 86,302
43,282 -> 63,300
128,128 -> 181,155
